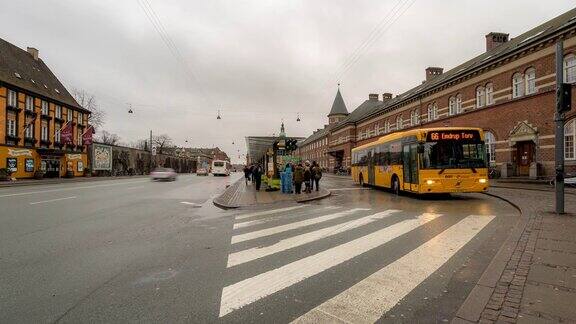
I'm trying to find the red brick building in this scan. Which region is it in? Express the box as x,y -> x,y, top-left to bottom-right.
301,8 -> 576,178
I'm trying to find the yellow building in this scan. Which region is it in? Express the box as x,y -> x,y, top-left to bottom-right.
0,38 -> 90,179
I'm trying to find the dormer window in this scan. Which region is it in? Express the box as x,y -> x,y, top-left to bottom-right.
14,72 -> 21,78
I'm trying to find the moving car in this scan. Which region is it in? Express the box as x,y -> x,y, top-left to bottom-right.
196,168 -> 208,176
150,167 -> 177,181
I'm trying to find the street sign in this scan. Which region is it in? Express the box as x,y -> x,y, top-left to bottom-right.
151,145 -> 157,156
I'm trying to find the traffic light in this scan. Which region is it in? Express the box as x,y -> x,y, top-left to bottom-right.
285,139 -> 298,152
557,83 -> 572,114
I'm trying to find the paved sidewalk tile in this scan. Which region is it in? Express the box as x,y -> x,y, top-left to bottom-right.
522,283 -> 576,322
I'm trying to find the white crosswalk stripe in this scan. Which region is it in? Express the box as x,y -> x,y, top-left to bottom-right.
291,214 -> 495,324
227,209 -> 401,267
233,205 -> 306,220
220,205 -> 496,320
233,206 -> 339,230
231,208 -> 370,244
220,212 -> 441,317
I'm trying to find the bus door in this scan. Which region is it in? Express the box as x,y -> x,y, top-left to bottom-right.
367,149 -> 375,185
402,143 -> 419,191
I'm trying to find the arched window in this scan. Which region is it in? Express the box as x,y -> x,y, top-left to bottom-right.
564,54 -> 576,83
456,94 -> 462,113
426,103 -> 437,121
525,67 -> 536,95
485,83 -> 494,105
449,96 -> 456,115
484,131 -> 496,164
512,73 -> 524,98
565,119 -> 576,160
396,115 -> 403,130
476,86 -> 486,108
410,109 -> 420,126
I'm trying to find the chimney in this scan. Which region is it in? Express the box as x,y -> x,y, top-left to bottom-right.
485,32 -> 509,51
382,93 -> 393,101
425,67 -> 443,82
27,47 -> 39,61
368,93 -> 379,101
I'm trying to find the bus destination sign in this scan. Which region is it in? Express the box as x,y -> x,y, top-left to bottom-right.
426,130 -> 481,142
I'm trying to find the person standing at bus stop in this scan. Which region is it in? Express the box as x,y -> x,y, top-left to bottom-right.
312,162 -> 322,191
253,164 -> 262,191
293,163 -> 304,194
243,165 -> 251,185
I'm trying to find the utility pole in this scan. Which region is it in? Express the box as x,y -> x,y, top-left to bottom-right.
554,40 -> 571,214
149,130 -> 153,173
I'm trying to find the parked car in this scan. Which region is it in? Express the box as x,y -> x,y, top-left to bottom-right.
150,168 -> 177,181
196,168 -> 208,176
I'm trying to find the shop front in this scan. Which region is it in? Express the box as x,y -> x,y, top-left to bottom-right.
0,145 -> 88,179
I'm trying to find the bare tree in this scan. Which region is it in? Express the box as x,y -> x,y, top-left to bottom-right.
152,134 -> 173,154
71,88 -> 106,129
98,131 -> 121,146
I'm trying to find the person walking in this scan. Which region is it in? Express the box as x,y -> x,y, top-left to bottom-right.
283,163 -> 293,193
243,165 -> 251,185
253,164 -> 262,191
293,163 -> 304,194
312,162 -> 322,191
303,161 -> 312,193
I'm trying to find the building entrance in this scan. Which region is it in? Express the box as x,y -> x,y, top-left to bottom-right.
515,141 -> 534,176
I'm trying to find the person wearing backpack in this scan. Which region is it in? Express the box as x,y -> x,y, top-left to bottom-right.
312,162 -> 322,191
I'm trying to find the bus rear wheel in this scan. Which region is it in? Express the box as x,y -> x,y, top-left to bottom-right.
391,176 -> 400,195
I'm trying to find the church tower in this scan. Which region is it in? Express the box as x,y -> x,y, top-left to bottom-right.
327,86 -> 349,125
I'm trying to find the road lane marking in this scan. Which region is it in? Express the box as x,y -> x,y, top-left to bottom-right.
0,180 -> 149,198
233,206 -> 339,230
180,201 -> 202,207
126,186 -> 144,190
29,196 -> 77,205
219,212 -> 441,317
291,215 -> 495,324
234,206 -> 306,220
227,209 -> 401,267
231,208 -> 370,244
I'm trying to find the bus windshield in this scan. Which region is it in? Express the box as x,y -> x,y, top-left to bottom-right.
421,141 -> 487,169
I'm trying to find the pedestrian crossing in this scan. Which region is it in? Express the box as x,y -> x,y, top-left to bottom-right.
220,205 -> 496,320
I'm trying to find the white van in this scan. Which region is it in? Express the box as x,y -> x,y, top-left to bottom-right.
211,160 -> 230,176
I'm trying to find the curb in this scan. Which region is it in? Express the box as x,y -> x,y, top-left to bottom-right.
296,189 -> 332,203
453,191 -> 527,323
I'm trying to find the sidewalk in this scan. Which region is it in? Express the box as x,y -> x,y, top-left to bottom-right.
0,175 -> 148,188
490,179 -> 576,195
213,178 -> 331,209
454,188 -> 576,323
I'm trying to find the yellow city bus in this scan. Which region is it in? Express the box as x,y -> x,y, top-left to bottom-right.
351,127 -> 489,194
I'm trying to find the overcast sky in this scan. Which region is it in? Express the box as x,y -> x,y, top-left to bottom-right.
1,1 -> 574,163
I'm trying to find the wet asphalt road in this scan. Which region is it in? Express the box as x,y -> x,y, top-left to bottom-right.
0,173 -> 518,323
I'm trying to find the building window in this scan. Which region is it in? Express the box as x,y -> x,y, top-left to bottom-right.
41,123 -> 48,141
427,103 -> 437,121
55,105 -> 62,119
7,89 -> 17,107
54,123 -> 61,143
77,130 -> 82,145
485,131 -> 496,164
7,116 -> 16,136
456,94 -> 462,113
476,86 -> 486,108
449,96 -> 457,115
525,68 -> 536,95
486,83 -> 494,105
565,119 -> 576,160
41,101 -> 49,115
78,113 -> 83,124
564,54 -> 576,83
396,115 -> 403,130
67,109 -> 73,122
410,110 -> 420,126
385,120 -> 391,133
512,73 -> 524,98
25,123 -> 34,139
25,95 -> 34,111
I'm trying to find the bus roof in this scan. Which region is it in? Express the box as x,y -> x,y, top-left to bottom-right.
352,127 -> 484,152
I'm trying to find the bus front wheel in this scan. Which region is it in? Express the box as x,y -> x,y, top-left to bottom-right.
391,176 -> 400,195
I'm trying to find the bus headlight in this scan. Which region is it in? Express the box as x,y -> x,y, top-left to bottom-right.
479,178 -> 487,184
426,179 -> 435,185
